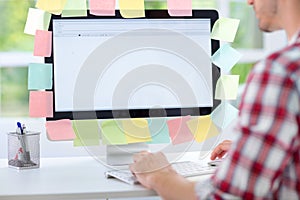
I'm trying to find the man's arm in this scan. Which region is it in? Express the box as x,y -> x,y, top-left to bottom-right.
129,152 -> 197,200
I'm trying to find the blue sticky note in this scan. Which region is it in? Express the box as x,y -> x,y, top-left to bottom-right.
211,101 -> 239,129
147,118 -> 170,144
212,44 -> 242,72
28,63 -> 53,90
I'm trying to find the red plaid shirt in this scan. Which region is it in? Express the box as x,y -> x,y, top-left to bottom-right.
196,32 -> 300,199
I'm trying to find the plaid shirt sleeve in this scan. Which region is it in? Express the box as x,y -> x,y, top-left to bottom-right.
195,45 -> 300,199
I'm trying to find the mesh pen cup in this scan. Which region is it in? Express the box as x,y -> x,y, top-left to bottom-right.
7,132 -> 41,169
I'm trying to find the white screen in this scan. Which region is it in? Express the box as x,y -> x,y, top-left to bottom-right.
53,18 -> 212,112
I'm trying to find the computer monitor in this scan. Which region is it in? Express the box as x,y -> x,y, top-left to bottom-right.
46,10 -> 220,165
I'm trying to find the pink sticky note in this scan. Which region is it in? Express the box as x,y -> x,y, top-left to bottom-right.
46,119 -> 76,141
167,0 -> 192,16
29,91 -> 53,118
34,30 -> 52,57
167,116 -> 194,145
89,0 -> 115,16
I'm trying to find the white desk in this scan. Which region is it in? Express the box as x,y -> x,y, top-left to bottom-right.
0,156 -> 211,200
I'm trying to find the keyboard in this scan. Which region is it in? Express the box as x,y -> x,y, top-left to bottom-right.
105,161 -> 217,185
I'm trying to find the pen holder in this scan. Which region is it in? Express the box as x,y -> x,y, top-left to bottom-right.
7,132 -> 41,169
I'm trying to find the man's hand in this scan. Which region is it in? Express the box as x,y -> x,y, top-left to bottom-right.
210,140 -> 232,160
129,151 -> 176,189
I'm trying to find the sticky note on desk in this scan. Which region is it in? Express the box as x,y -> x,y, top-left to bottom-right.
212,44 -> 242,72
46,119 -> 76,141
186,115 -> 220,143
34,30 -> 52,57
24,8 -> 51,35
28,63 -> 52,90
147,118 -> 170,144
211,18 -> 240,42
73,120 -> 100,146
89,0 -> 115,16
211,102 -> 239,129
167,0 -> 192,16
62,0 -> 87,17
167,116 -> 194,145
215,75 -> 240,100
122,119 -> 152,143
36,0 -> 68,15
119,0 -> 145,18
101,120 -> 127,145
29,91 -> 53,118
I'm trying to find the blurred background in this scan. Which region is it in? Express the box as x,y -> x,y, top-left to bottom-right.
0,0 -> 286,117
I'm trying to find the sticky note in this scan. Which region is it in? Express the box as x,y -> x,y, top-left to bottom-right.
28,63 -> 53,90
36,0 -> 68,15
89,0 -> 115,16
119,0 -> 145,18
29,91 -> 53,118
24,8 -> 51,35
167,0 -> 192,16
167,116 -> 194,145
211,101 -> 239,129
101,120 -> 127,145
122,119 -> 152,143
34,30 -> 52,57
62,0 -> 87,17
212,44 -> 242,72
211,18 -> 240,42
46,119 -> 76,141
215,75 -> 240,100
147,118 -> 170,144
186,115 -> 220,143
73,120 -> 100,146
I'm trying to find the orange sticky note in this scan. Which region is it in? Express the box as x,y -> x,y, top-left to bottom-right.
34,30 -> 52,57
46,119 -> 76,141
89,0 -> 115,16
167,116 -> 194,145
167,0 -> 192,16
29,91 -> 53,118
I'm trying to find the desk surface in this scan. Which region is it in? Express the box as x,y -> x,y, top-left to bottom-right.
0,156 -> 211,200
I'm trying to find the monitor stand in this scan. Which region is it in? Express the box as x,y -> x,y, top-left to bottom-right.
106,143 -> 149,166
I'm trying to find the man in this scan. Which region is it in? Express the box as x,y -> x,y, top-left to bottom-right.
130,0 -> 300,199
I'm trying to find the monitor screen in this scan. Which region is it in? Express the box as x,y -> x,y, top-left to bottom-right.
46,10 -> 220,120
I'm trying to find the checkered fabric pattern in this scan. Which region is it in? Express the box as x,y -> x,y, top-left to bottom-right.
196,32 -> 300,199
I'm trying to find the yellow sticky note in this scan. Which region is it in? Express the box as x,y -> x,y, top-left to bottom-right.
215,75 -> 240,100
62,0 -> 87,17
211,18 -> 240,42
73,120 -> 100,146
36,0 -> 68,15
122,119 -> 152,143
24,8 -> 51,35
119,0 -> 145,18
186,116 -> 220,143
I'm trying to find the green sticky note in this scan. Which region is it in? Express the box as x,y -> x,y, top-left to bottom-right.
211,17 -> 240,42
28,63 -> 53,90
122,119 -> 152,143
62,0 -> 87,17
215,75 -> 240,100
72,120 -> 100,146
119,0 -> 145,18
186,116 -> 220,143
211,44 -> 242,72
147,118 -> 170,144
101,120 -> 127,145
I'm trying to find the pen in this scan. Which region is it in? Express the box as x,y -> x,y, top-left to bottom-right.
16,122 -> 30,163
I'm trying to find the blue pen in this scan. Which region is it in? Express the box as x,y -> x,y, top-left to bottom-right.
17,122 -> 23,135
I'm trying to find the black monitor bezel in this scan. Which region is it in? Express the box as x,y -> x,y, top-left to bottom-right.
46,9 -> 220,120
